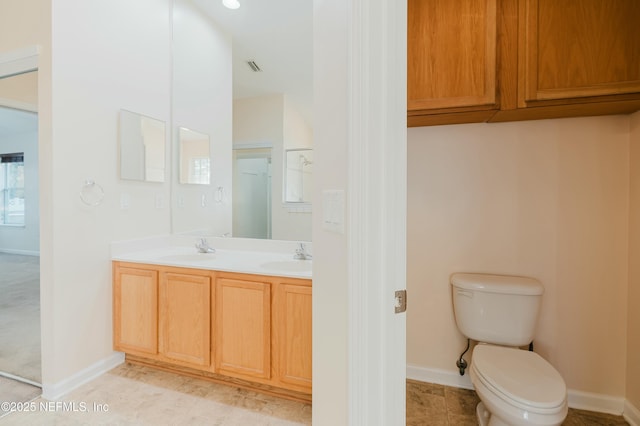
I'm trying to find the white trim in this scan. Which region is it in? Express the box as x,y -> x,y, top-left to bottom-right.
232,141 -> 273,150
347,0 -> 407,424
0,370 -> 41,388
41,352 -> 124,401
407,364 -> 474,390
0,46 -> 40,79
407,364 -> 628,416
0,97 -> 38,113
567,389 -> 625,415
0,248 -> 40,256
624,399 -> 640,426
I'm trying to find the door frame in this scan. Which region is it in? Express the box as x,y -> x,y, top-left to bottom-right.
313,0 -> 407,424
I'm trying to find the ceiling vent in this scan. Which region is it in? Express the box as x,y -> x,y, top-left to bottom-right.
246,60 -> 262,72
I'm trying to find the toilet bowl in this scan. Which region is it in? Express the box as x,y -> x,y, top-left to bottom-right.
450,273 -> 568,426
470,345 -> 567,426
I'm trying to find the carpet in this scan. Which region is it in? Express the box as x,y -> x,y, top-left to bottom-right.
0,253 -> 41,384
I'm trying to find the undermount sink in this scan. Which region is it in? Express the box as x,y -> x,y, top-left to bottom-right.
157,253 -> 215,262
260,260 -> 312,273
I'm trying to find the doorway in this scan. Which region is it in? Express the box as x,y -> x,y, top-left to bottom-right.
0,67 -> 41,397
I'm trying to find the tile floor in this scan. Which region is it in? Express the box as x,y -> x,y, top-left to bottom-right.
0,365 -> 631,425
407,379 -> 630,426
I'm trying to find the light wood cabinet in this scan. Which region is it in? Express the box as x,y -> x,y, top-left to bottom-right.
408,0 -> 640,126
159,272 -> 211,368
273,281 -> 312,392
215,275 -> 271,380
112,261 -> 312,399
408,0 -> 499,126
113,265 -> 158,355
519,0 -> 640,105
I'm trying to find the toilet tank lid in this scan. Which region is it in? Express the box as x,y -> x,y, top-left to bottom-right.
450,273 -> 544,295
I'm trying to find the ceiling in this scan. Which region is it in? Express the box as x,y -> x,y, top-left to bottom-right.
191,0 -> 313,124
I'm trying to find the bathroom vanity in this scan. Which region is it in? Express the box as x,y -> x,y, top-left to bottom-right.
111,241 -> 312,402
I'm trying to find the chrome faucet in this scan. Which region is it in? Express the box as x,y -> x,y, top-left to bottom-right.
293,243 -> 312,260
195,237 -> 216,254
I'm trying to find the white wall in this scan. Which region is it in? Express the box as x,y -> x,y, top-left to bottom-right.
407,115 -> 630,401
43,0 -> 173,385
312,0 -> 349,423
171,0 -> 232,236
0,114 -> 39,254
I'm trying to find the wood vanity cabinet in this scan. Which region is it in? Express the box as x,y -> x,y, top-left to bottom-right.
112,261 -> 312,399
113,263 -> 212,370
273,281 -> 312,392
408,0 -> 640,127
113,265 -> 158,356
159,272 -> 211,368
215,274 -> 271,380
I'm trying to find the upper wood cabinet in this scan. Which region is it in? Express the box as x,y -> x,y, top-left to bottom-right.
408,0 -> 499,126
408,0 -> 640,126
520,0 -> 640,105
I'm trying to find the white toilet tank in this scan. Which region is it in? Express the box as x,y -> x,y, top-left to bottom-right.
451,273 -> 544,347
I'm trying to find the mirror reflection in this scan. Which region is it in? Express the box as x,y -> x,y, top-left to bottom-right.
171,0 -> 312,241
179,127 -> 211,185
285,148 -> 313,204
119,109 -> 166,183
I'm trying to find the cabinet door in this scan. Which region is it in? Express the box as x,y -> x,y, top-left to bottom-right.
408,0 -> 497,112
275,282 -> 312,391
113,265 -> 158,355
159,272 -> 211,367
520,0 -> 640,105
215,277 -> 271,380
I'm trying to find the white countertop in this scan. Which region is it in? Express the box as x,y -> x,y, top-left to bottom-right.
111,235 -> 312,280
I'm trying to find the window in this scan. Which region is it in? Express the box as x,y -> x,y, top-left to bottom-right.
0,153 -> 25,226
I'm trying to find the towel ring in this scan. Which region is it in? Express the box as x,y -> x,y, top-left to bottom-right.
80,179 -> 104,206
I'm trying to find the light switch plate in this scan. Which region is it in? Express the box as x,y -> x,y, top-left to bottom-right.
322,190 -> 345,234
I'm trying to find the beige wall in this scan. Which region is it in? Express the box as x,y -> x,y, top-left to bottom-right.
0,71 -> 38,108
0,0 -> 49,52
407,115 -> 630,397
628,110 -> 640,410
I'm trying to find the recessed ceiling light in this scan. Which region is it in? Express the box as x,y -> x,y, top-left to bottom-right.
222,0 -> 240,9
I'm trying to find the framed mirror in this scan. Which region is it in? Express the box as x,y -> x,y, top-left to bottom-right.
119,109 -> 166,182
284,148 -> 313,204
178,127 -> 211,185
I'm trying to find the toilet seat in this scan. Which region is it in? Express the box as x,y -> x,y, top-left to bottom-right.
472,345 -> 566,413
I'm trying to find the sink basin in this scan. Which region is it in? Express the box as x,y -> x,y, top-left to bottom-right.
260,260 -> 312,273
157,253 -> 215,262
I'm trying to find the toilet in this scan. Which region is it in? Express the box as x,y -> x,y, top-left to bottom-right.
450,273 -> 568,426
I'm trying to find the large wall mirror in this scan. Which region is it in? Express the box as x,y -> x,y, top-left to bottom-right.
178,127 -> 211,185
285,148 -> 313,204
171,0 -> 313,241
119,109 -> 166,183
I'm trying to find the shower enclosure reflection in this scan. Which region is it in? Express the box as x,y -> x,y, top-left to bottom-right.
232,147 -> 272,239
285,148 -> 313,203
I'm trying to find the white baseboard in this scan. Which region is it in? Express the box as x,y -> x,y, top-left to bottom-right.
624,399 -> 640,426
41,352 -> 124,401
407,364 -> 473,390
568,389 -> 624,415
0,248 -> 40,256
407,364 -> 626,415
